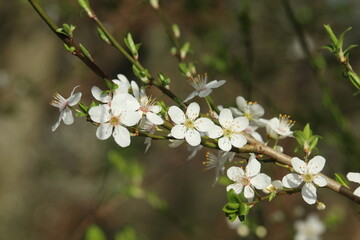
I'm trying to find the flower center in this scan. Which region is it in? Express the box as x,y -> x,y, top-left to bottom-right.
184,118 -> 195,129
243,112 -> 253,120
223,128 -> 232,137
240,177 -> 251,186
302,173 -> 314,183
109,116 -> 120,126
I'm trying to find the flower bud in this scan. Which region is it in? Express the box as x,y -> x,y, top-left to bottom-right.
316,201 -> 326,211
150,0 -> 159,9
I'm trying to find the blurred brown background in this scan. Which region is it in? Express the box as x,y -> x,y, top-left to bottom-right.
1,0 -> 360,239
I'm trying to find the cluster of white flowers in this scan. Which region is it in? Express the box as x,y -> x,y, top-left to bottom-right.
50,73 -> 332,206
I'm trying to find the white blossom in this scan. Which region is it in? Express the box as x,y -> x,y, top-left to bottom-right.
282,156 -> 327,205
347,172 -> 360,197
91,74 -> 130,103
131,81 -> 164,125
230,96 -> 264,126
244,125 -> 264,143
203,151 -> 235,186
89,94 -> 141,147
184,74 -> 226,102
263,180 -> 283,194
294,214 -> 325,240
208,108 -> 249,152
226,154 -> 271,201
138,118 -> 156,153
50,85 -> 82,131
260,114 -> 294,139
168,102 -> 214,146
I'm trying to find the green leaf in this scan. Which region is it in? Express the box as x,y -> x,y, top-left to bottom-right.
338,27 -> 352,51
344,44 -> 358,56
97,27 -> 111,44
79,43 -> 94,61
320,44 -> 335,53
268,192 -> 277,202
324,24 -> 338,47
227,213 -> 238,222
334,173 -> 350,188
124,33 -> 139,58
227,189 -> 241,203
222,202 -> 240,213
238,203 -> 250,216
180,42 -> 191,59
158,72 -> 171,86
84,225 -> 106,240
172,24 -> 180,38
63,43 -> 75,53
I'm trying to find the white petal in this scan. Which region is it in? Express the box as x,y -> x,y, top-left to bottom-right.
272,180 -> 283,189
186,102 -> 200,120
246,156 -> 261,177
226,183 -> 243,194
207,125 -> 223,139
171,124 -> 186,139
184,91 -> 198,102
219,109 -> 233,128
185,129 -> 201,146
67,92 -> 82,106
168,106 -> 186,124
251,173 -> 271,189
235,96 -> 247,111
313,175 -> 327,187
194,118 -> 213,132
96,123 -> 113,140
206,80 -> 226,89
282,173 -> 303,188
354,187 -> 360,197
113,125 -> 131,147
113,74 -> 130,93
232,117 -> 249,132
218,137 -> 232,151
146,112 -> 164,125
227,166 -> 245,181
121,111 -> 142,126
62,108 -> 74,125
244,185 -> 254,199
91,86 -> 111,103
89,105 -> 111,123
112,94 -> 140,112
198,88 -> 212,98
51,112 -> 63,132
301,183 -> 317,205
149,104 -> 161,114
230,134 -> 247,148
131,81 -> 140,100
250,104 -> 264,118
291,157 -> 307,174
347,172 -> 360,183
307,156 -> 326,174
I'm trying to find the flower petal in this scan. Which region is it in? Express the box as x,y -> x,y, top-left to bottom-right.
185,128 -> 201,146
67,92 -> 82,106
168,106 -> 186,124
354,187 -> 360,197
227,166 -> 245,181
206,80 -> 226,89
113,74 -> 130,94
282,173 -> 303,188
207,125 -> 223,139
307,156 -> 326,174
146,112 -> 164,125
89,105 -> 111,123
301,183 -> 317,205
121,111 -> 142,126
226,183 -> 243,194
113,125 -> 131,147
198,88 -> 212,98
184,91 -> 198,102
194,117 -> 213,132
251,173 -> 271,190
272,180 -> 283,189
230,133 -> 247,149
246,155 -> 261,177
232,117 -> 249,132
236,96 -> 247,112
171,124 -> 186,139
62,108 -> 74,125
91,86 -> 111,103
218,137 -> 232,151
244,185 -> 254,199
149,104 -> 161,114
219,109 -> 233,128
250,104 -> 264,118
313,175 -> 327,187
131,81 -> 140,100
186,102 -> 200,120
291,157 -> 307,174
347,172 -> 360,183
51,112 -> 63,132
96,123 -> 113,140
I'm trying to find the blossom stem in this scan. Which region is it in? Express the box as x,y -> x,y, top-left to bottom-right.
27,0 -> 113,89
